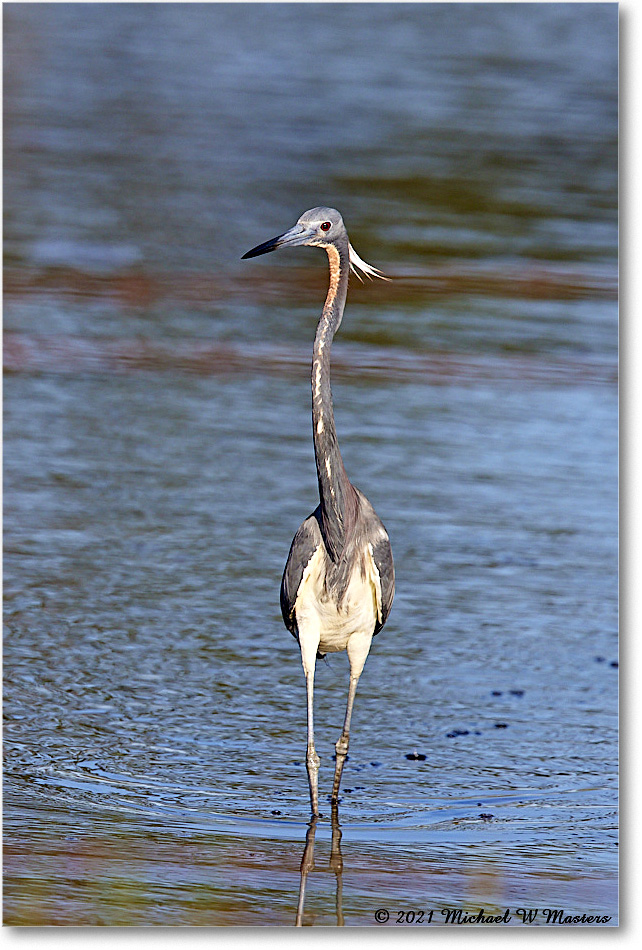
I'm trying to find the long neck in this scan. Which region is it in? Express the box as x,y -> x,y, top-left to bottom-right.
311,241 -> 357,561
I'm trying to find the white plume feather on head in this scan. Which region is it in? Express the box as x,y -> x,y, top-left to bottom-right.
348,242 -> 390,281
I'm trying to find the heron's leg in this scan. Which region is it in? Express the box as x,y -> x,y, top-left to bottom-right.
331,631 -> 372,803
299,628 -> 321,817
304,666 -> 321,817
330,677 -> 358,803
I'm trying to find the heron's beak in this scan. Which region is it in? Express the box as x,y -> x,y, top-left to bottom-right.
242,223 -> 313,259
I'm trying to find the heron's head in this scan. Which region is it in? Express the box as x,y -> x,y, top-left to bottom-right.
242,207 -> 345,258
242,207 -> 387,280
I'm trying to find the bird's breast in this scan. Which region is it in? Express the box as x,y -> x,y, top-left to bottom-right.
294,543 -> 382,654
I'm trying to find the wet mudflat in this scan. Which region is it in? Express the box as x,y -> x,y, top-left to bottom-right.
4,2 -> 617,926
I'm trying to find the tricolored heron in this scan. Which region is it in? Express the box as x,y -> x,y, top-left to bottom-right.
242,207 -> 395,816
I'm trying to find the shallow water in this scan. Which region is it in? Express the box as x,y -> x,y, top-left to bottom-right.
3,2 -> 617,927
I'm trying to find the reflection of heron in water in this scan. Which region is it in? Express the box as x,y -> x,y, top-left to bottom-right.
296,803 -> 344,927
243,208 -> 394,816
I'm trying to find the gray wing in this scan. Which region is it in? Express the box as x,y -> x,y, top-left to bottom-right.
371,528 -> 395,636
354,487 -> 395,636
280,508 -> 324,640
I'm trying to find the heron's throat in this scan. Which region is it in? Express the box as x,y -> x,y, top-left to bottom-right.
323,244 -> 342,311
311,243 -> 353,560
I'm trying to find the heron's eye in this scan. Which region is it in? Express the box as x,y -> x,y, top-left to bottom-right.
320,222 -> 331,231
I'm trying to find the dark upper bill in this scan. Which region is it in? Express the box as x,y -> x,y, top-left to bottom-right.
242,223 -> 312,259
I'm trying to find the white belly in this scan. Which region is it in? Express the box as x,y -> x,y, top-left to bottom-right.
294,544 -> 381,654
